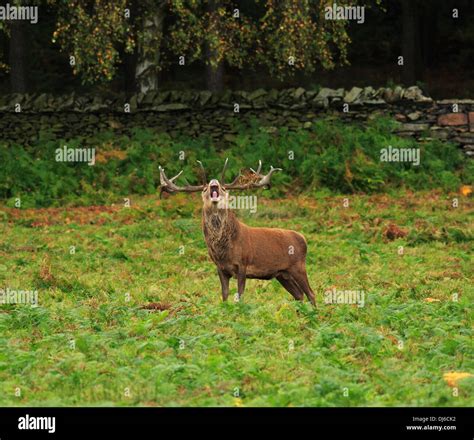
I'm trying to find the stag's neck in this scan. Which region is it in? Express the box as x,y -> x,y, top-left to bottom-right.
202,207 -> 239,261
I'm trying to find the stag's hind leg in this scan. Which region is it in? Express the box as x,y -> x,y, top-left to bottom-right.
289,265 -> 316,306
237,266 -> 247,301
277,273 -> 305,301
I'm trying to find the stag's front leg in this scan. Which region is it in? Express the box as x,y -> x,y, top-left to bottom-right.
237,267 -> 247,300
217,267 -> 230,301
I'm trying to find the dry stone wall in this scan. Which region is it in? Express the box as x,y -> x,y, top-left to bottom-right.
0,86 -> 473,157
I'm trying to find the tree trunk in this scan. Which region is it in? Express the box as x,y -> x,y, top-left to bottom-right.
401,0 -> 422,85
135,1 -> 166,94
124,0 -> 138,96
205,0 -> 224,92
420,0 -> 437,69
124,50 -> 138,96
205,52 -> 224,92
9,20 -> 28,93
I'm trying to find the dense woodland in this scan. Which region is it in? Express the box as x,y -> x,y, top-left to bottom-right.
0,0 -> 473,98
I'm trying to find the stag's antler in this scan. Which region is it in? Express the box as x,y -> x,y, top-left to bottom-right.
223,159 -> 282,190
159,162 -> 206,196
221,158 -> 242,187
196,160 -> 207,186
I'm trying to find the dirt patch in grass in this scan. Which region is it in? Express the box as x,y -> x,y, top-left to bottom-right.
5,205 -> 121,227
141,302 -> 172,311
384,224 -> 408,240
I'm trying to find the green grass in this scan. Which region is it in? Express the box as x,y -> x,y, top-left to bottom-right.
0,190 -> 472,407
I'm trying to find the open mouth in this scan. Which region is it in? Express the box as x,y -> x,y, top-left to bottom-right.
210,185 -> 220,202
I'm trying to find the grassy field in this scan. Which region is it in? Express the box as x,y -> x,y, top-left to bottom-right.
0,189 -> 472,406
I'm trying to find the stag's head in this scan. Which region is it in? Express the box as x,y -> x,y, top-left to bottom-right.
202,179 -> 227,210
159,159 -> 282,211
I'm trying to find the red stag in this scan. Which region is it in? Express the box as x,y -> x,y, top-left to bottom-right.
159,160 -> 315,305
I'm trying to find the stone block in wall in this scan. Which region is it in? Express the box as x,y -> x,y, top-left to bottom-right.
396,123 -> 430,132
359,86 -> 376,101
290,104 -> 307,110
199,91 -> 213,106
438,99 -> 474,105
397,131 -> 416,137
453,133 -> 474,144
364,99 -> 386,106
437,113 -> 468,126
463,145 -> 474,156
247,88 -> 267,101
384,86 -> 403,103
344,87 -> 363,103
407,111 -> 422,121
153,103 -> 190,111
429,127 -> 451,140
312,96 -> 329,108
293,87 -> 306,99
468,112 -> 474,132
316,88 -> 344,100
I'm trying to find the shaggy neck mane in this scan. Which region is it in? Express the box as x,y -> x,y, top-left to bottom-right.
202,207 -> 239,261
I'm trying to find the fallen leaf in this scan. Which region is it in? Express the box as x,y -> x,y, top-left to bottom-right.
443,372 -> 472,387
424,297 -> 441,303
459,185 -> 472,197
